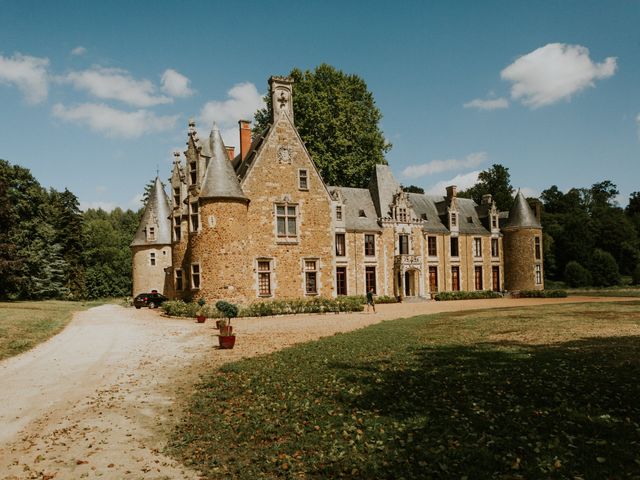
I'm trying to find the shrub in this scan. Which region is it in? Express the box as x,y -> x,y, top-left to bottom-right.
588,249 -> 621,287
216,301 -> 239,323
434,291 -> 502,301
518,290 -> 567,298
632,265 -> 640,286
564,261 -> 592,288
162,300 -> 220,318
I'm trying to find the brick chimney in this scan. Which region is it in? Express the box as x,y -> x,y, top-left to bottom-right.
225,146 -> 235,161
238,120 -> 251,161
446,185 -> 457,199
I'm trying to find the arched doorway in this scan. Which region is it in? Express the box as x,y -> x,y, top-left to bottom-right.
404,269 -> 418,297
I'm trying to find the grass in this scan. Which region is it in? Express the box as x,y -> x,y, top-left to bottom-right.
567,287 -> 640,297
169,301 -> 640,479
0,300 -> 104,360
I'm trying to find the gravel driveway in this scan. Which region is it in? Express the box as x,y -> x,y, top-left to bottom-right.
0,297 -> 633,479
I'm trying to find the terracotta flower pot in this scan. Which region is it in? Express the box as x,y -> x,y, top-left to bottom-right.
219,335 -> 236,349
196,315 -> 206,323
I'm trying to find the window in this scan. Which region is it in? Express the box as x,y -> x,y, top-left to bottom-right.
304,260 -> 318,295
149,252 -> 156,266
257,260 -> 272,296
451,266 -> 460,291
473,237 -> 482,257
336,266 -> 347,295
492,215 -> 498,229
421,213 -> 428,220
189,161 -> 197,185
427,236 -> 437,257
492,266 -> 500,292
450,236 -> 459,257
190,202 -> 199,231
365,266 -> 376,294
336,205 -> 343,221
398,207 -> 407,222
174,217 -> 181,242
175,269 -> 183,291
474,266 -> 483,290
335,233 -> 346,256
399,234 -> 409,255
429,266 -> 438,293
276,204 -> 297,239
359,209 -> 366,217
364,234 -> 375,256
191,263 -> 200,289
491,238 -> 499,257
173,187 -> 180,207
147,226 -> 156,241
298,169 -> 308,190
535,237 -> 541,260
451,212 -> 457,227
535,264 -> 542,285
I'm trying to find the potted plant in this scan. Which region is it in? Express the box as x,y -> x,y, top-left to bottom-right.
196,297 -> 207,323
216,300 -> 238,348
215,318 -> 227,330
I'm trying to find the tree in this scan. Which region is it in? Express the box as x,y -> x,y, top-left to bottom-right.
588,249 -> 621,287
458,164 -> 514,211
253,64 -> 391,188
402,185 -> 425,194
564,261 -> 592,287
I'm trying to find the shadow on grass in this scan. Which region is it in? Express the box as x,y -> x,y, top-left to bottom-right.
328,336 -> 640,479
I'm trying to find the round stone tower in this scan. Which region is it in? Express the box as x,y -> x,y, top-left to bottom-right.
130,176 -> 173,297
503,190 -> 544,291
188,125 -> 251,303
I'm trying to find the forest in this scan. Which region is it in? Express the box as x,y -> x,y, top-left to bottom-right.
0,158 -> 638,301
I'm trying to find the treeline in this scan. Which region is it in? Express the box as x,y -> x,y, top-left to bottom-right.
541,181 -> 640,287
0,159 -> 140,300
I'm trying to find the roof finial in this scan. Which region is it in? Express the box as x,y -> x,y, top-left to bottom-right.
172,151 -> 181,163
156,164 -> 159,177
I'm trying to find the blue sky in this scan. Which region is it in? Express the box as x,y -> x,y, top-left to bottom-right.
0,0 -> 638,210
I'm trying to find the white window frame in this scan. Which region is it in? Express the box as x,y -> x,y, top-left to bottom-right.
175,268 -> 183,291
191,263 -> 201,289
298,169 -> 309,190
427,236 -> 437,257
304,259 -> 319,295
257,258 -> 273,297
190,201 -> 200,232
491,238 -> 499,258
473,237 -> 482,257
535,264 -> 543,285
336,205 -> 343,221
275,203 -> 298,241
335,233 -> 346,257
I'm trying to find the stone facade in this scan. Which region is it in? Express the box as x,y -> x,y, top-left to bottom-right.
131,75 -> 543,302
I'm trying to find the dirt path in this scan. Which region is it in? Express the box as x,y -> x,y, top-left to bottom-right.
0,297 -> 635,479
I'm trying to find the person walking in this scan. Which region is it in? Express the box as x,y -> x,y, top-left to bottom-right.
366,288 -> 376,313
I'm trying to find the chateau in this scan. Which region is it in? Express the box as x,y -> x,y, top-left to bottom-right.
131,76 -> 543,303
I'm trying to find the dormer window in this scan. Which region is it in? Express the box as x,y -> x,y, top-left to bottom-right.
451,212 -> 457,227
147,226 -> 155,241
189,161 -> 197,185
467,216 -> 473,224
359,209 -> 366,218
336,205 -> 343,221
421,213 -> 427,220
173,187 -> 180,207
398,207 -> 407,222
492,215 -> 498,229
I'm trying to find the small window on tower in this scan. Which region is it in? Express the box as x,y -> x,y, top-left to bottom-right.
189,161 -> 197,185
336,205 -> 343,221
149,252 -> 156,266
173,187 -> 180,207
147,226 -> 156,241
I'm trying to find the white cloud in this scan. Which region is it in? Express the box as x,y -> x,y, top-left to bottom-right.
200,82 -> 265,129
71,46 -> 87,56
501,43 -> 617,108
52,102 -> 179,138
161,68 -> 194,97
0,53 -> 49,104
62,66 -> 172,107
402,152 -> 487,178
95,185 -> 107,193
463,97 -> 509,110
425,171 -> 481,196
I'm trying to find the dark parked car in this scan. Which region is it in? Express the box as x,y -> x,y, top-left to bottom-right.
133,291 -> 168,309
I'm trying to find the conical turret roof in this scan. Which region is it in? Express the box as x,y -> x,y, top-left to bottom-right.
505,190 -> 541,229
130,176 -> 172,246
199,125 -> 248,201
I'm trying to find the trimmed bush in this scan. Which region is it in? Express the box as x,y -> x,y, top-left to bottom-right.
564,261 -> 592,288
518,290 -> 568,298
216,301 -> 239,323
162,300 -> 221,318
434,291 -> 502,301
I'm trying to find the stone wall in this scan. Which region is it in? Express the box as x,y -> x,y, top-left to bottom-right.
131,245 -> 172,296
503,228 -> 543,291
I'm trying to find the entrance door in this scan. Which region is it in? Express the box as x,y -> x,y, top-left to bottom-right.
451,266 -> 460,291
492,266 -> 500,292
404,271 -> 412,296
429,266 -> 438,293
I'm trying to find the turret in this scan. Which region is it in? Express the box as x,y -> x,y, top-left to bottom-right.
502,190 -> 544,291
130,176 -> 172,296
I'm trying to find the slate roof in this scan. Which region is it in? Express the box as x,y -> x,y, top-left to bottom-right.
456,197 -> 493,234
199,125 -> 248,201
405,193 -> 449,233
330,186 -> 381,232
368,164 -> 400,219
505,190 -> 541,229
131,176 -> 172,246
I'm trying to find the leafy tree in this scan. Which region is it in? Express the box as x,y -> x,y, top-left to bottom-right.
458,164 -> 514,211
632,264 -> 640,285
564,261 -> 592,287
0,173 -> 21,298
588,249 -> 621,287
253,64 -> 391,188
402,185 -> 425,194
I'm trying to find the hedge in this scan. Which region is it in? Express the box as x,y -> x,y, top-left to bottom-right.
433,291 -> 503,301
517,290 -> 568,298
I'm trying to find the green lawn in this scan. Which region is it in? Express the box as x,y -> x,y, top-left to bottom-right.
0,300 -> 103,360
568,287 -> 640,297
169,302 -> 640,479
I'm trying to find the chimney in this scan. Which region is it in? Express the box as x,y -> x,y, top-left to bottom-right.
446,185 -> 457,199
533,200 -> 542,222
482,194 -> 492,205
225,146 -> 235,161
238,120 -> 251,161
